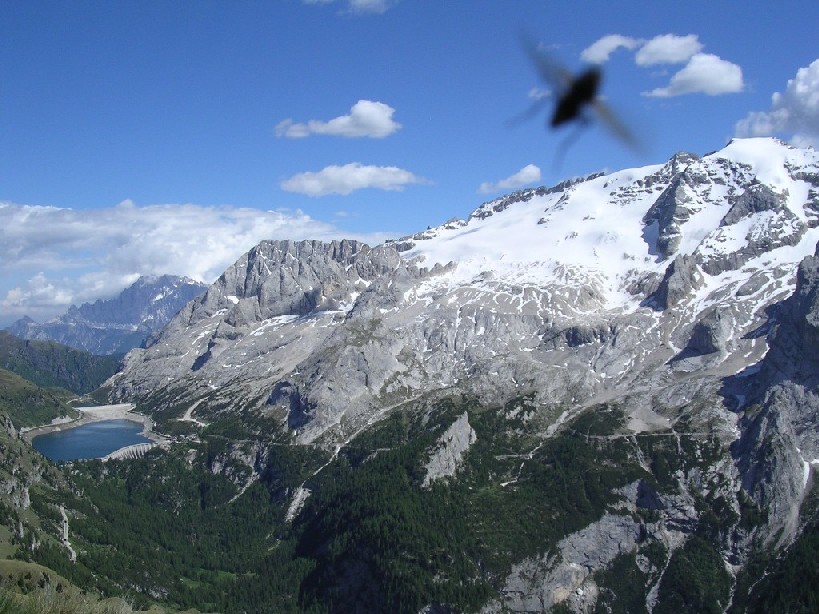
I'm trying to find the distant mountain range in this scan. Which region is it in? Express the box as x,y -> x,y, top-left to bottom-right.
6,275 -> 207,355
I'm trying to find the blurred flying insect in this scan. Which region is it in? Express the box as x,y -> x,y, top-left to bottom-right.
513,34 -> 641,166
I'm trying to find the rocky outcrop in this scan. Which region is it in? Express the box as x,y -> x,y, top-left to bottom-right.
2,414 -> 17,439
685,306 -> 734,355
741,242 -> 819,398
170,239 -> 413,340
773,243 -> 819,366
647,253 -> 703,309
643,171 -> 701,259
541,322 -> 613,350
721,183 -> 789,225
487,513 -> 643,613
181,240 -> 370,326
422,412 -> 477,486
700,184 -> 807,276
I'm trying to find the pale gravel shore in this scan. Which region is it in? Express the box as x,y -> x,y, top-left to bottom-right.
21,403 -> 167,446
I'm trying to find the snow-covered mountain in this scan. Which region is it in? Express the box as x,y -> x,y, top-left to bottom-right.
7,275 -> 207,355
105,137 -> 819,610
397,138 -> 816,312
111,138 -> 819,434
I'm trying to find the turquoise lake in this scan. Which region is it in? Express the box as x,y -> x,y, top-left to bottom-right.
32,419 -> 151,461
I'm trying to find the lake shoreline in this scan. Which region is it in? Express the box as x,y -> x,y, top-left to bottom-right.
21,403 -> 166,447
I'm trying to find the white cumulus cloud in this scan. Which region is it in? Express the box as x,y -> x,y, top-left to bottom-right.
644,53 -> 744,97
303,0 -> 394,13
635,34 -> 703,66
580,33 -> 743,99
281,163 -> 428,196
276,100 -> 401,139
478,164 -> 541,195
735,59 -> 819,148
0,201 -> 388,323
581,35 -> 640,64
348,0 -> 392,12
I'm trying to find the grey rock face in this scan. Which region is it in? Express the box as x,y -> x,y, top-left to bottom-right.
685,306 -> 734,355
422,412 -> 477,486
109,240 -> 430,438
722,183 -> 788,225
181,239 -> 372,328
487,513 -> 643,612
791,170 -> 819,227
648,254 -> 703,309
2,414 -> 17,439
747,243 -> 819,393
643,172 -> 700,259
731,242 -> 819,545
541,322 -> 613,350
783,244 -> 819,358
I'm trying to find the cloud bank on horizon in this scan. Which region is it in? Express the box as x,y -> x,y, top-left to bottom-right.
0,201 -> 390,323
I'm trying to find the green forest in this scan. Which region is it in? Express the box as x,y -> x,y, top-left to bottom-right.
0,331 -> 119,396
0,396 -> 756,613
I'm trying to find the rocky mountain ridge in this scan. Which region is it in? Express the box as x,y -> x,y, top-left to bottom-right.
111,139 -> 819,441
102,137 -> 819,611
6,275 -> 207,355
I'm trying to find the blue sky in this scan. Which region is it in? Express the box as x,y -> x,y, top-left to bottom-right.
2,0 -> 819,324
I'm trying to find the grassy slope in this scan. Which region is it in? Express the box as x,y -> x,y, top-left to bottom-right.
0,559 -> 182,613
0,369 -> 77,429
